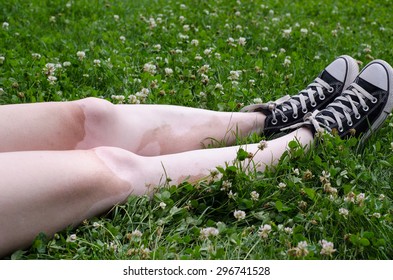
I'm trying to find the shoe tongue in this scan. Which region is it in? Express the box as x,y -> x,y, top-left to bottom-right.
320,70 -> 339,84
356,77 -> 382,93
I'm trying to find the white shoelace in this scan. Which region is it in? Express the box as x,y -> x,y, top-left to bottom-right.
313,83 -> 376,132
283,83 -> 377,134
262,77 -> 334,124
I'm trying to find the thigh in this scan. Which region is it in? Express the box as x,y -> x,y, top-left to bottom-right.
0,101 -> 85,152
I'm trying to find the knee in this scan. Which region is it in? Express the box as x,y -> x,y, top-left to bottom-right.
92,146 -> 149,197
76,97 -> 115,126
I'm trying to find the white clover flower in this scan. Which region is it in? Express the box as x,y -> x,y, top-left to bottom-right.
93,59 -> 101,66
283,56 -> 291,67
49,16 -> 56,23
159,202 -> 166,209
284,227 -> 293,234
200,227 -> 219,239
93,222 -> 101,228
195,54 -> 203,60
76,51 -> 86,61
258,224 -> 272,239
149,17 -> 157,29
282,28 -> 292,38
190,39 -> 199,46
119,36 -> 126,43
319,240 -> 336,256
293,168 -> 300,176
319,170 -> 331,183
356,193 -> 366,204
143,62 -> 157,74
258,140 -> 268,151
128,94 -> 140,104
233,210 -> 246,220
111,95 -> 125,103
214,83 -> 223,90
180,4 -> 187,9
278,182 -> 287,190
2,22 -> 9,30
31,53 -> 41,59
297,241 -> 309,255
113,15 -> 120,21
66,1 -> 72,8
228,70 -> 242,80
63,61 -> 71,67
201,73 -> 209,84
238,37 -> 246,46
47,75 -> 57,84
220,180 -> 232,191
183,24 -> 190,32
0,56 -> 5,64
300,28 -> 308,36
339,208 -> 349,217
198,64 -> 210,74
43,63 -> 57,75
179,15 -> 185,22
250,191 -> 260,201
131,229 -> 143,238
204,48 -> 213,56
164,67 -> 173,76
252,97 -> 263,104
379,194 -> 386,201
153,44 -> 161,51
68,234 -> 77,242
372,212 -> 381,218
289,240 -> 306,258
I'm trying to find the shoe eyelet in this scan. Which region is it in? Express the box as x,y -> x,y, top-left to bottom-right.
363,106 -> 369,111
282,117 -> 288,123
319,94 -> 326,100
271,119 -> 278,125
302,108 -> 308,114
311,102 -> 317,107
347,121 -> 353,126
355,114 -> 361,119
372,98 -> 378,104
338,126 -> 344,132
292,113 -> 298,119
327,87 -> 334,93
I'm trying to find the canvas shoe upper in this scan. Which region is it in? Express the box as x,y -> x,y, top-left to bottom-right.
299,59 -> 393,145
241,55 -> 359,137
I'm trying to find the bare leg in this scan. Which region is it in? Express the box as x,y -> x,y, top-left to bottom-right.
0,127 -> 313,257
0,97 -> 265,155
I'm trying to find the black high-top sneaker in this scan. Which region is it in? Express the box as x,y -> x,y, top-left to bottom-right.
241,55 -> 359,137
300,59 -> 393,145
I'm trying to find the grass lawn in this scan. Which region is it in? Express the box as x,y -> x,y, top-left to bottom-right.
1,0 -> 392,260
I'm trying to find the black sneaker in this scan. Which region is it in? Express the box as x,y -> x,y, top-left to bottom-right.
301,59 -> 393,145
241,55 -> 359,137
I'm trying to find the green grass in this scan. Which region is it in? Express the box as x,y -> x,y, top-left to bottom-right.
1,0 -> 393,260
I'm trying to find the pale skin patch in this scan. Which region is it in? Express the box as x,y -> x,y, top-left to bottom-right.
0,101 -> 86,152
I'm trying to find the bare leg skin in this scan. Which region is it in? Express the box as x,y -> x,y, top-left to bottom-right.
0,148 -> 133,257
0,127 -> 313,257
0,97 -> 265,155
